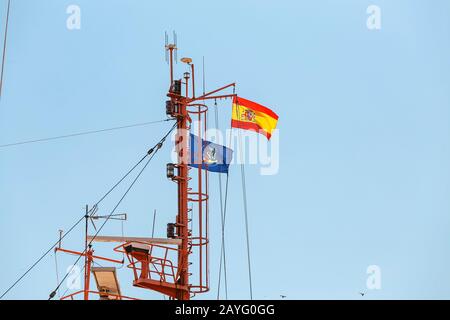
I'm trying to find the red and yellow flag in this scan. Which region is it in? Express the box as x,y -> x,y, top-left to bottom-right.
231,96 -> 279,139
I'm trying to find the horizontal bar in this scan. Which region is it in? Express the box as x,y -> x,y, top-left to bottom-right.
194,94 -> 237,101
87,235 -> 182,245
188,82 -> 235,103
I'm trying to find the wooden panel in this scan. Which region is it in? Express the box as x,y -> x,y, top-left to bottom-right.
87,235 -> 181,246
91,267 -> 121,300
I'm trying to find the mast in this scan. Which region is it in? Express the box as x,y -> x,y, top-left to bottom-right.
165,34 -> 192,299
170,47 -> 190,300
164,36 -> 236,300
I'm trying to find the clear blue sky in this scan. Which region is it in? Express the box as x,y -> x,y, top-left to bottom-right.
1,0 -> 450,300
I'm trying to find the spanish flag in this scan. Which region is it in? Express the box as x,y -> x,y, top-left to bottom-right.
231,96 -> 279,140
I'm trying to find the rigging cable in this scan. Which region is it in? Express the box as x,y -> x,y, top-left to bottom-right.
217,173 -> 230,300
234,95 -> 254,300
48,121 -> 177,299
0,0 -> 11,99
116,218 -> 126,270
214,99 -> 229,300
50,141 -> 158,299
53,250 -> 61,299
0,119 -> 174,148
151,209 -> 157,237
240,157 -> 253,299
0,212 -> 85,299
0,121 -> 177,299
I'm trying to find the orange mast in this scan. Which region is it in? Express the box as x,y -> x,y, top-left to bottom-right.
164,38 -> 236,300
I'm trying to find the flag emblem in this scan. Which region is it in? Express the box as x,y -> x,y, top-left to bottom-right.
231,96 -> 278,140
189,134 -> 233,173
242,109 -> 256,122
203,145 -> 218,165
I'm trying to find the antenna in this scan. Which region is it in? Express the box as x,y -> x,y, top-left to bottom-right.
91,213 -> 127,221
165,31 -> 178,84
58,230 -> 63,249
164,32 -> 178,53
165,32 -> 169,64
173,31 -> 178,63
88,204 -> 127,231
88,204 -> 99,231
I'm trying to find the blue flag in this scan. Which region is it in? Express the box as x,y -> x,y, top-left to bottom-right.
189,134 -> 233,173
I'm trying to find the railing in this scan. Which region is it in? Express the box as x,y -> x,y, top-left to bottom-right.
114,241 -> 180,285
